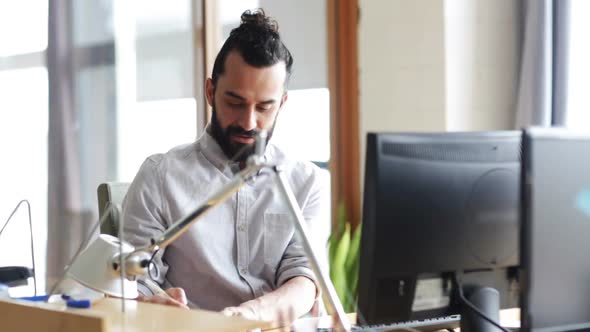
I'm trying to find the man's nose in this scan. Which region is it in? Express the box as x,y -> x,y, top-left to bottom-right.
238,108 -> 257,131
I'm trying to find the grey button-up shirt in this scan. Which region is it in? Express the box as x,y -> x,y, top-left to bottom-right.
122,130 -> 328,310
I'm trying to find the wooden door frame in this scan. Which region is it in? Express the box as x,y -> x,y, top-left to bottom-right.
328,0 -> 361,229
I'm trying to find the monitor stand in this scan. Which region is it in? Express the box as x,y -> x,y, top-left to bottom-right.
460,286 -> 502,332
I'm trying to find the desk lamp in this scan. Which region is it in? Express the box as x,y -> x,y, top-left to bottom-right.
65,131 -> 352,331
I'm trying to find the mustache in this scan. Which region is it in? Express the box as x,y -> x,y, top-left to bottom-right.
226,126 -> 259,138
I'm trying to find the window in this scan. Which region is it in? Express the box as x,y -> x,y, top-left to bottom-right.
0,2 -> 48,296
116,0 -> 199,181
68,0 -> 199,195
0,1 -> 47,56
117,99 -> 197,181
565,0 -> 590,131
272,88 -> 331,163
0,0 -> 200,295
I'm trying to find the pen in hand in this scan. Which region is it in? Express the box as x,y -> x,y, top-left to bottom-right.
139,279 -> 190,309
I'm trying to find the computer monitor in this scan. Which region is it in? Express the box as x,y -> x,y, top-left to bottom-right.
521,128 -> 590,331
358,131 -> 521,331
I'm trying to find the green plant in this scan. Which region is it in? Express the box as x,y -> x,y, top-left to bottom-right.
328,201 -> 362,312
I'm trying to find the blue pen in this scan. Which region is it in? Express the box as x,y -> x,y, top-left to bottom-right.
66,299 -> 92,309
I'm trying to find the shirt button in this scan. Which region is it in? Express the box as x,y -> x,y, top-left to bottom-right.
237,224 -> 246,232
240,268 -> 247,274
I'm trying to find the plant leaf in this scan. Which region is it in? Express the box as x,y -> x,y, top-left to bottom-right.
345,224 -> 362,308
330,223 -> 351,305
344,224 -> 362,274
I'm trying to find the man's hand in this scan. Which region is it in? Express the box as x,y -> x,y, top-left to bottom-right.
222,302 -> 260,320
222,301 -> 297,325
221,276 -> 316,323
136,287 -> 189,309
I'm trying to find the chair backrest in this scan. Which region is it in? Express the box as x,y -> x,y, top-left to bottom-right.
97,182 -> 130,236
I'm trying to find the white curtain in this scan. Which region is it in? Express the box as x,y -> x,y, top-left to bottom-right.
46,0 -> 116,291
47,0 -> 85,290
515,0 -> 571,128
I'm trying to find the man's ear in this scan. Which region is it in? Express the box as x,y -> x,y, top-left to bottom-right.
279,92 -> 288,110
205,78 -> 214,107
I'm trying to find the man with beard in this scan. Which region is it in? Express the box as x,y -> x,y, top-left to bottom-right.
121,9 -> 325,322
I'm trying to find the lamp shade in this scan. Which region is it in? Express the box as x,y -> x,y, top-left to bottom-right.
68,234 -> 138,299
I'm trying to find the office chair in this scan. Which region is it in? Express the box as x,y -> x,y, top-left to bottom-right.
97,182 -> 130,236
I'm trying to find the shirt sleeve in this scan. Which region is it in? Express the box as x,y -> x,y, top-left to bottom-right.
121,156 -> 170,293
275,164 -> 330,299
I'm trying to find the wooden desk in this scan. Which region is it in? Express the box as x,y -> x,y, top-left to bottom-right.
0,298 -> 520,332
0,297 -> 271,332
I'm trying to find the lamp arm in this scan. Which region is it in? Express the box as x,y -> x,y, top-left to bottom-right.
272,166 -> 352,332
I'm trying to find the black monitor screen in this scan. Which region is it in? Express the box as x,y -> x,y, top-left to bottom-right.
358,131 -> 521,327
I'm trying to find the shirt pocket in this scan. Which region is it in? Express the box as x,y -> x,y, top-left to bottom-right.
263,213 -> 295,266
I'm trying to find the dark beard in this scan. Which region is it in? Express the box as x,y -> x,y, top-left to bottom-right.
210,105 -> 275,163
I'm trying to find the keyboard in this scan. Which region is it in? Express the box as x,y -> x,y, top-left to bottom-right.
315,314 -> 461,332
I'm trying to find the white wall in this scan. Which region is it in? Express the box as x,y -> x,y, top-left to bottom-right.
445,0 -> 521,131
358,0 -> 522,178
359,0 -> 447,170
